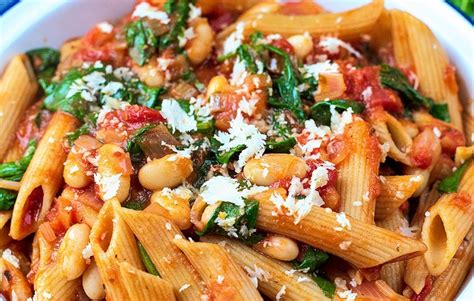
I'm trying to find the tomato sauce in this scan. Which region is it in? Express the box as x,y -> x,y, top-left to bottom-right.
21,186 -> 44,232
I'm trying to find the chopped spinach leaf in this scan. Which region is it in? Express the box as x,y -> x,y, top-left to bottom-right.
124,201 -> 145,211
237,44 -> 258,73
126,124 -> 157,155
137,241 -> 160,276
249,32 -> 264,45
210,138 -> 245,164
292,247 -> 329,273
266,137 -> 296,153
66,113 -> 98,146
0,140 -> 36,181
312,275 -> 336,298
125,19 -> 158,66
160,0 -> 191,49
438,160 -> 471,193
0,189 -> 17,211
429,103 -> 451,123
163,0 -> 177,14
310,99 -> 365,126
266,111 -> 296,153
26,48 -> 60,88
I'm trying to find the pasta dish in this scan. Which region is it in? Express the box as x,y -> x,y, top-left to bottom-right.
0,0 -> 472,300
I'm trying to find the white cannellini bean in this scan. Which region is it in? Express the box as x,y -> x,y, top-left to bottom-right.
287,34 -> 313,59
63,151 -> 91,188
254,235 -> 300,261
138,154 -> 193,190
150,190 -> 192,230
82,260 -> 106,300
186,18 -> 214,65
57,223 -> 91,280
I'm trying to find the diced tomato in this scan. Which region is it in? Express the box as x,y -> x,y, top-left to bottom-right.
411,276 -> 433,301
452,192 -> 472,212
440,127 -> 465,156
326,134 -> 351,165
270,38 -> 295,55
343,65 -> 404,113
410,128 -> 438,169
207,9 -> 237,33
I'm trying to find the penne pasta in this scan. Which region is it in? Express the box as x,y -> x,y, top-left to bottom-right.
254,189 -> 426,268
174,238 -> 263,301
0,178 -> 21,191
202,235 -> 331,301
9,112 -> 79,240
458,160 -> 474,196
376,210 -> 408,293
426,228 -> 474,301
337,119 -> 381,224
34,261 -> 81,301
0,54 -> 38,160
118,208 -> 209,301
391,10 -> 463,131
89,199 -> 144,300
375,175 -> 423,220
0,258 -> 33,300
421,192 -> 473,276
119,261 -> 177,301
229,0 -> 384,40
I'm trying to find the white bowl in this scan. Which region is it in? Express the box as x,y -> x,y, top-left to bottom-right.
0,0 -> 472,299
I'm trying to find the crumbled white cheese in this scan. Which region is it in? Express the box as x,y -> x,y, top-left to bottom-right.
433,127 -> 442,138
97,21 -> 114,33
238,97 -> 259,116
379,142 -> 390,162
361,86 -> 373,101
216,275 -> 225,284
230,57 -> 248,86
425,211 -> 431,217
284,269 -> 297,276
339,240 -> 352,250
188,3 -> 202,20
94,173 -> 122,201
334,212 -> 352,231
244,264 -> 270,288
42,292 -> 52,300
165,223 -> 172,230
160,99 -> 197,133
410,175 -> 423,183
301,61 -> 339,79
330,106 -> 353,135
338,289 -> 358,301
395,191 -> 405,199
68,165 -> 80,174
47,137 -> 55,144
2,249 -> 20,268
132,2 -> 170,24
200,176 -> 266,207
178,27 -> 195,48
179,283 -> 191,292
223,22 -> 245,55
353,201 -> 362,207
296,276 -> 310,283
319,36 -> 361,58
276,285 -> 286,300
97,95 -> 130,123
214,111 -> 266,172
82,243 -> 93,260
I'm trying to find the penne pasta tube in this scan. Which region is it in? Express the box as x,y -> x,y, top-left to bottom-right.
0,178 -> 21,191
34,261 -> 81,301
454,146 -> 474,167
253,189 -> 426,268
375,175 -> 423,220
0,54 -> 38,160
421,192 -> 473,276
197,0 -> 273,14
237,0 -> 384,39
337,119 -> 381,224
118,208 -> 209,301
119,262 -> 177,301
391,10 -> 463,131
0,258 -> 33,300
376,210 -> 408,293
463,108 -> 473,145
202,235 -> 331,301
89,199 -> 144,300
174,238 -> 263,301
2,141 -> 23,163
9,112 -> 79,240
426,228 -> 474,301
458,160 -> 474,196
0,210 -> 12,229
371,111 -> 413,166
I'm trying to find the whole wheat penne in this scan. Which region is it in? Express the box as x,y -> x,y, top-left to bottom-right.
421,192 -> 473,276
89,199 -> 144,300
0,54 -> 38,160
202,235 -> 331,301
376,210 -> 408,293
34,261 -> 81,301
337,119 -> 381,224
174,238 -> 263,301
239,0 -> 383,39
253,189 -> 426,268
375,175 -> 423,220
118,208 -> 209,301
459,160 -> 474,196
119,262 -> 177,301
426,228 -> 474,301
391,10 -> 463,131
9,112 -> 79,240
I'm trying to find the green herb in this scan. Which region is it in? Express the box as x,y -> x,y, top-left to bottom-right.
124,201 -> 145,210
312,275 -> 336,298
163,0 -> 177,14
126,124 -> 157,155
266,111 -> 296,153
26,48 -> 60,88
210,138 -> 245,164
292,247 -> 329,273
0,189 -> 17,211
237,44 -> 258,73
217,52 -> 236,62
126,19 -> 158,66
249,32 -> 264,45
66,113 -> 98,146
310,99 -> 365,126
438,160 -> 471,193
196,199 -> 263,243
429,103 -> 451,123
137,241 -> 160,276
267,137 -> 296,153
160,0 -> 191,49
0,140 -> 36,181
265,45 -> 305,120
194,158 -> 216,188
379,64 -> 450,122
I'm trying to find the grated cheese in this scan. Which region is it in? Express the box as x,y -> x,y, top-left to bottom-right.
339,240 -> 352,250
82,243 -> 93,260
179,284 -> 191,292
223,22 -> 245,55
276,285 -> 286,300
301,61 -> 339,79
94,173 -> 122,201
330,105 -> 353,135
2,249 -> 20,268
160,99 -> 197,133
200,176 -> 266,207
334,212 -> 352,231
188,3 -> 202,21
97,22 -> 114,33
319,36 -> 361,58
338,289 -> 358,301
244,264 -> 270,288
216,275 -> 225,284
361,86 -> 373,101
132,2 -> 170,24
